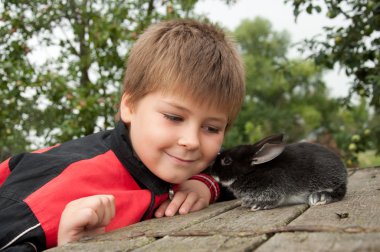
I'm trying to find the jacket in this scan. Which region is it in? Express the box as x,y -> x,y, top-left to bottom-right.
0,122 -> 219,251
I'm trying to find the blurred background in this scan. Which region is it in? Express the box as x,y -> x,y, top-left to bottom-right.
1,0 -> 379,167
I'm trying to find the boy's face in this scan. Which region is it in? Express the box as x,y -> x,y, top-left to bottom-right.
120,91 -> 227,184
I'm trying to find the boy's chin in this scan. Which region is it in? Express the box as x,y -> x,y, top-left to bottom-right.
161,174 -> 192,185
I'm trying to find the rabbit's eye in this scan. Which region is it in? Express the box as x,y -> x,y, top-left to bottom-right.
221,156 -> 233,166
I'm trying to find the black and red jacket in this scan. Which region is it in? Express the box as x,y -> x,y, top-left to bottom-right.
0,122 -> 220,251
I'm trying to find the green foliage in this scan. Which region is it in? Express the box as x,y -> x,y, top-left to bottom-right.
224,17 -> 376,167
224,17 -> 341,146
330,97 -> 375,166
358,150 -> 380,167
285,0 -> 380,153
0,0 -> 209,160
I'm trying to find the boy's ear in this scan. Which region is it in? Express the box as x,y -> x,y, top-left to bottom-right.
119,93 -> 133,123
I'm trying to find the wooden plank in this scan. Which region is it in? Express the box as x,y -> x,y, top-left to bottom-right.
347,167 -> 380,195
255,233 -> 380,252
252,168 -> 380,252
286,167 -> 380,228
133,235 -> 266,252
92,199 -> 240,240
49,237 -> 155,252
183,204 -> 309,233
133,203 -> 308,251
49,200 -> 241,251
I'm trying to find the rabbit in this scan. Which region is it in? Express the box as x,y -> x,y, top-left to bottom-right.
210,134 -> 347,211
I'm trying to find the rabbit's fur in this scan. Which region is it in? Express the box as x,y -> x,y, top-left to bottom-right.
210,134 -> 347,211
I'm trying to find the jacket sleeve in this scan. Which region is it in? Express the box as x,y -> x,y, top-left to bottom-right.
193,167 -> 236,202
0,145 -> 58,188
0,154 -> 47,251
189,173 -> 220,203
2,242 -> 40,252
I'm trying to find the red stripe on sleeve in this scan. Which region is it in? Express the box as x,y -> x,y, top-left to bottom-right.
189,174 -> 220,203
0,159 -> 11,186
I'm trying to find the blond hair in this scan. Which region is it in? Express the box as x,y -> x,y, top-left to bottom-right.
120,19 -> 245,128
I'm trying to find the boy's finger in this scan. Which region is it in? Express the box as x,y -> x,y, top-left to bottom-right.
189,198 -> 208,212
154,200 -> 170,218
84,207 -> 101,229
100,195 -> 115,226
84,227 -> 106,237
178,192 -> 198,215
87,195 -> 114,227
165,191 -> 187,217
109,195 -> 116,219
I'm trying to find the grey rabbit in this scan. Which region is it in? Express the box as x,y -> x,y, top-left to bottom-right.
210,134 -> 347,211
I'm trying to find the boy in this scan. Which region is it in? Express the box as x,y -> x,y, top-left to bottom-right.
0,19 -> 245,251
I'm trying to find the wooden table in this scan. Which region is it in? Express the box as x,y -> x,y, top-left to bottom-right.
50,167 -> 380,251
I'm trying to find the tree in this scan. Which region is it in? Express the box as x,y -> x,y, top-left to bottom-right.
224,17 -> 342,147
0,0 -> 232,160
284,0 -> 380,153
224,17 -> 374,166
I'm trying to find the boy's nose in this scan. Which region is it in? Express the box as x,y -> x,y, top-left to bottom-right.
177,130 -> 200,150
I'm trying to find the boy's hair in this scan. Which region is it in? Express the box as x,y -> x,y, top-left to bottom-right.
120,19 -> 245,129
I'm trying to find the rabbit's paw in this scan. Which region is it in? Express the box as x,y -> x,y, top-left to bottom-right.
308,192 -> 332,206
241,196 -> 256,208
241,197 -> 264,210
250,204 -> 265,211
250,202 -> 278,211
241,197 -> 278,211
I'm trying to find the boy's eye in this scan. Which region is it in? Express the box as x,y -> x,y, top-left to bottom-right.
163,114 -> 183,122
204,125 -> 221,134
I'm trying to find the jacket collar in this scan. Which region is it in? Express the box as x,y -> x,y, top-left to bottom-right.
109,121 -> 170,195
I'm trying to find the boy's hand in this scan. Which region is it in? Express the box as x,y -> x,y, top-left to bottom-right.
58,195 -> 115,246
154,179 -> 211,218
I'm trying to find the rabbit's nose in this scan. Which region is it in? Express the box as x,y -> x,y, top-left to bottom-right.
221,157 -> 233,166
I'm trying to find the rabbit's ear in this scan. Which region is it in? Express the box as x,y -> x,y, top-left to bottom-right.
251,143 -> 285,165
253,134 -> 284,150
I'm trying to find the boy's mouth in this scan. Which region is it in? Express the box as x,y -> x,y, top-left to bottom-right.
165,152 -> 197,165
